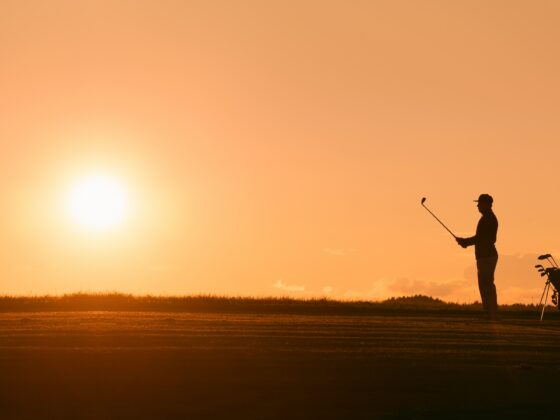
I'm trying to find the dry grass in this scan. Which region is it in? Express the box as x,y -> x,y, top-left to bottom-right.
0,292 -> 554,317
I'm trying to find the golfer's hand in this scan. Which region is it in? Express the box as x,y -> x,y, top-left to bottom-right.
456,237 -> 467,248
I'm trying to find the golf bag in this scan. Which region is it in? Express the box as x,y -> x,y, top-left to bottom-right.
535,254 -> 560,320
548,269 -> 560,308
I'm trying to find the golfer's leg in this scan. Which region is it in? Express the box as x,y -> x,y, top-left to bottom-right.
477,259 -> 489,315
477,257 -> 498,317
487,256 -> 498,315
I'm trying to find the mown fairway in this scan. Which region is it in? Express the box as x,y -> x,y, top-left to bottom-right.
0,311 -> 559,419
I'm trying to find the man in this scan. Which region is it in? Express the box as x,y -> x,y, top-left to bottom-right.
456,194 -> 499,320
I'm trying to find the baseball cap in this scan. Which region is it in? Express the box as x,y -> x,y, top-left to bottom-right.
474,194 -> 493,204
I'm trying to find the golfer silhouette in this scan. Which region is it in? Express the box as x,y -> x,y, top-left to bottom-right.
456,194 -> 499,320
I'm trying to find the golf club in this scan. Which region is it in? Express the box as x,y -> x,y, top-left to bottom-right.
538,254 -> 559,268
420,197 -> 457,239
540,280 -> 551,320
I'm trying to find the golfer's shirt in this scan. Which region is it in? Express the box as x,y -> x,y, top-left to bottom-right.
465,211 -> 498,260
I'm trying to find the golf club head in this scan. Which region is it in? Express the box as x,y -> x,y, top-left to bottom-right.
538,269 -> 545,273
535,265 -> 544,269
541,272 -> 547,277
421,197 -> 426,205
538,254 -> 552,260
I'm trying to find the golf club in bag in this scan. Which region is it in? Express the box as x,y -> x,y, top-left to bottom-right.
535,254 -> 560,320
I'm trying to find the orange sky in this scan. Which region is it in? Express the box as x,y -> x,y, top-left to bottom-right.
1,0 -> 559,302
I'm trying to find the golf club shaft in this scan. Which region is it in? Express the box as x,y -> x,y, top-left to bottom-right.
538,281 -> 549,309
545,257 -> 558,268
421,204 -> 457,239
541,282 -> 550,321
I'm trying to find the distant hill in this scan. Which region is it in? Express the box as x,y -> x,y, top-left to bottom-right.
383,295 -> 446,305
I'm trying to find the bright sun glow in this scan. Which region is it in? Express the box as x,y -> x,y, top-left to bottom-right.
67,174 -> 129,232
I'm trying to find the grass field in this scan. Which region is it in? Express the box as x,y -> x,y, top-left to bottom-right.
0,296 -> 559,419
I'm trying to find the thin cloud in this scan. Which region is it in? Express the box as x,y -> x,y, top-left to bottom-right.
464,253 -> 540,288
387,277 -> 470,297
273,279 -> 306,292
462,252 -> 550,303
341,277 -> 476,302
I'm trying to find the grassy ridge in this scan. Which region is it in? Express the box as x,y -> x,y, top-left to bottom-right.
0,293 -> 554,317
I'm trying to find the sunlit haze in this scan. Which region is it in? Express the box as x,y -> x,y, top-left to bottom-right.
1,1 -> 559,302
67,174 -> 128,232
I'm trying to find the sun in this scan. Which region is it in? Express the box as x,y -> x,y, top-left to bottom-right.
67,174 -> 129,232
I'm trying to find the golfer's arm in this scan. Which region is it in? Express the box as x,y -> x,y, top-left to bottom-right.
463,236 -> 476,246
463,221 -> 495,247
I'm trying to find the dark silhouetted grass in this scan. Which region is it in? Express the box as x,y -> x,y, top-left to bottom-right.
0,293 -> 554,317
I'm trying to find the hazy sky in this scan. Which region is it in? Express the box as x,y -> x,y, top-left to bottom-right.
1,0 -> 559,302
